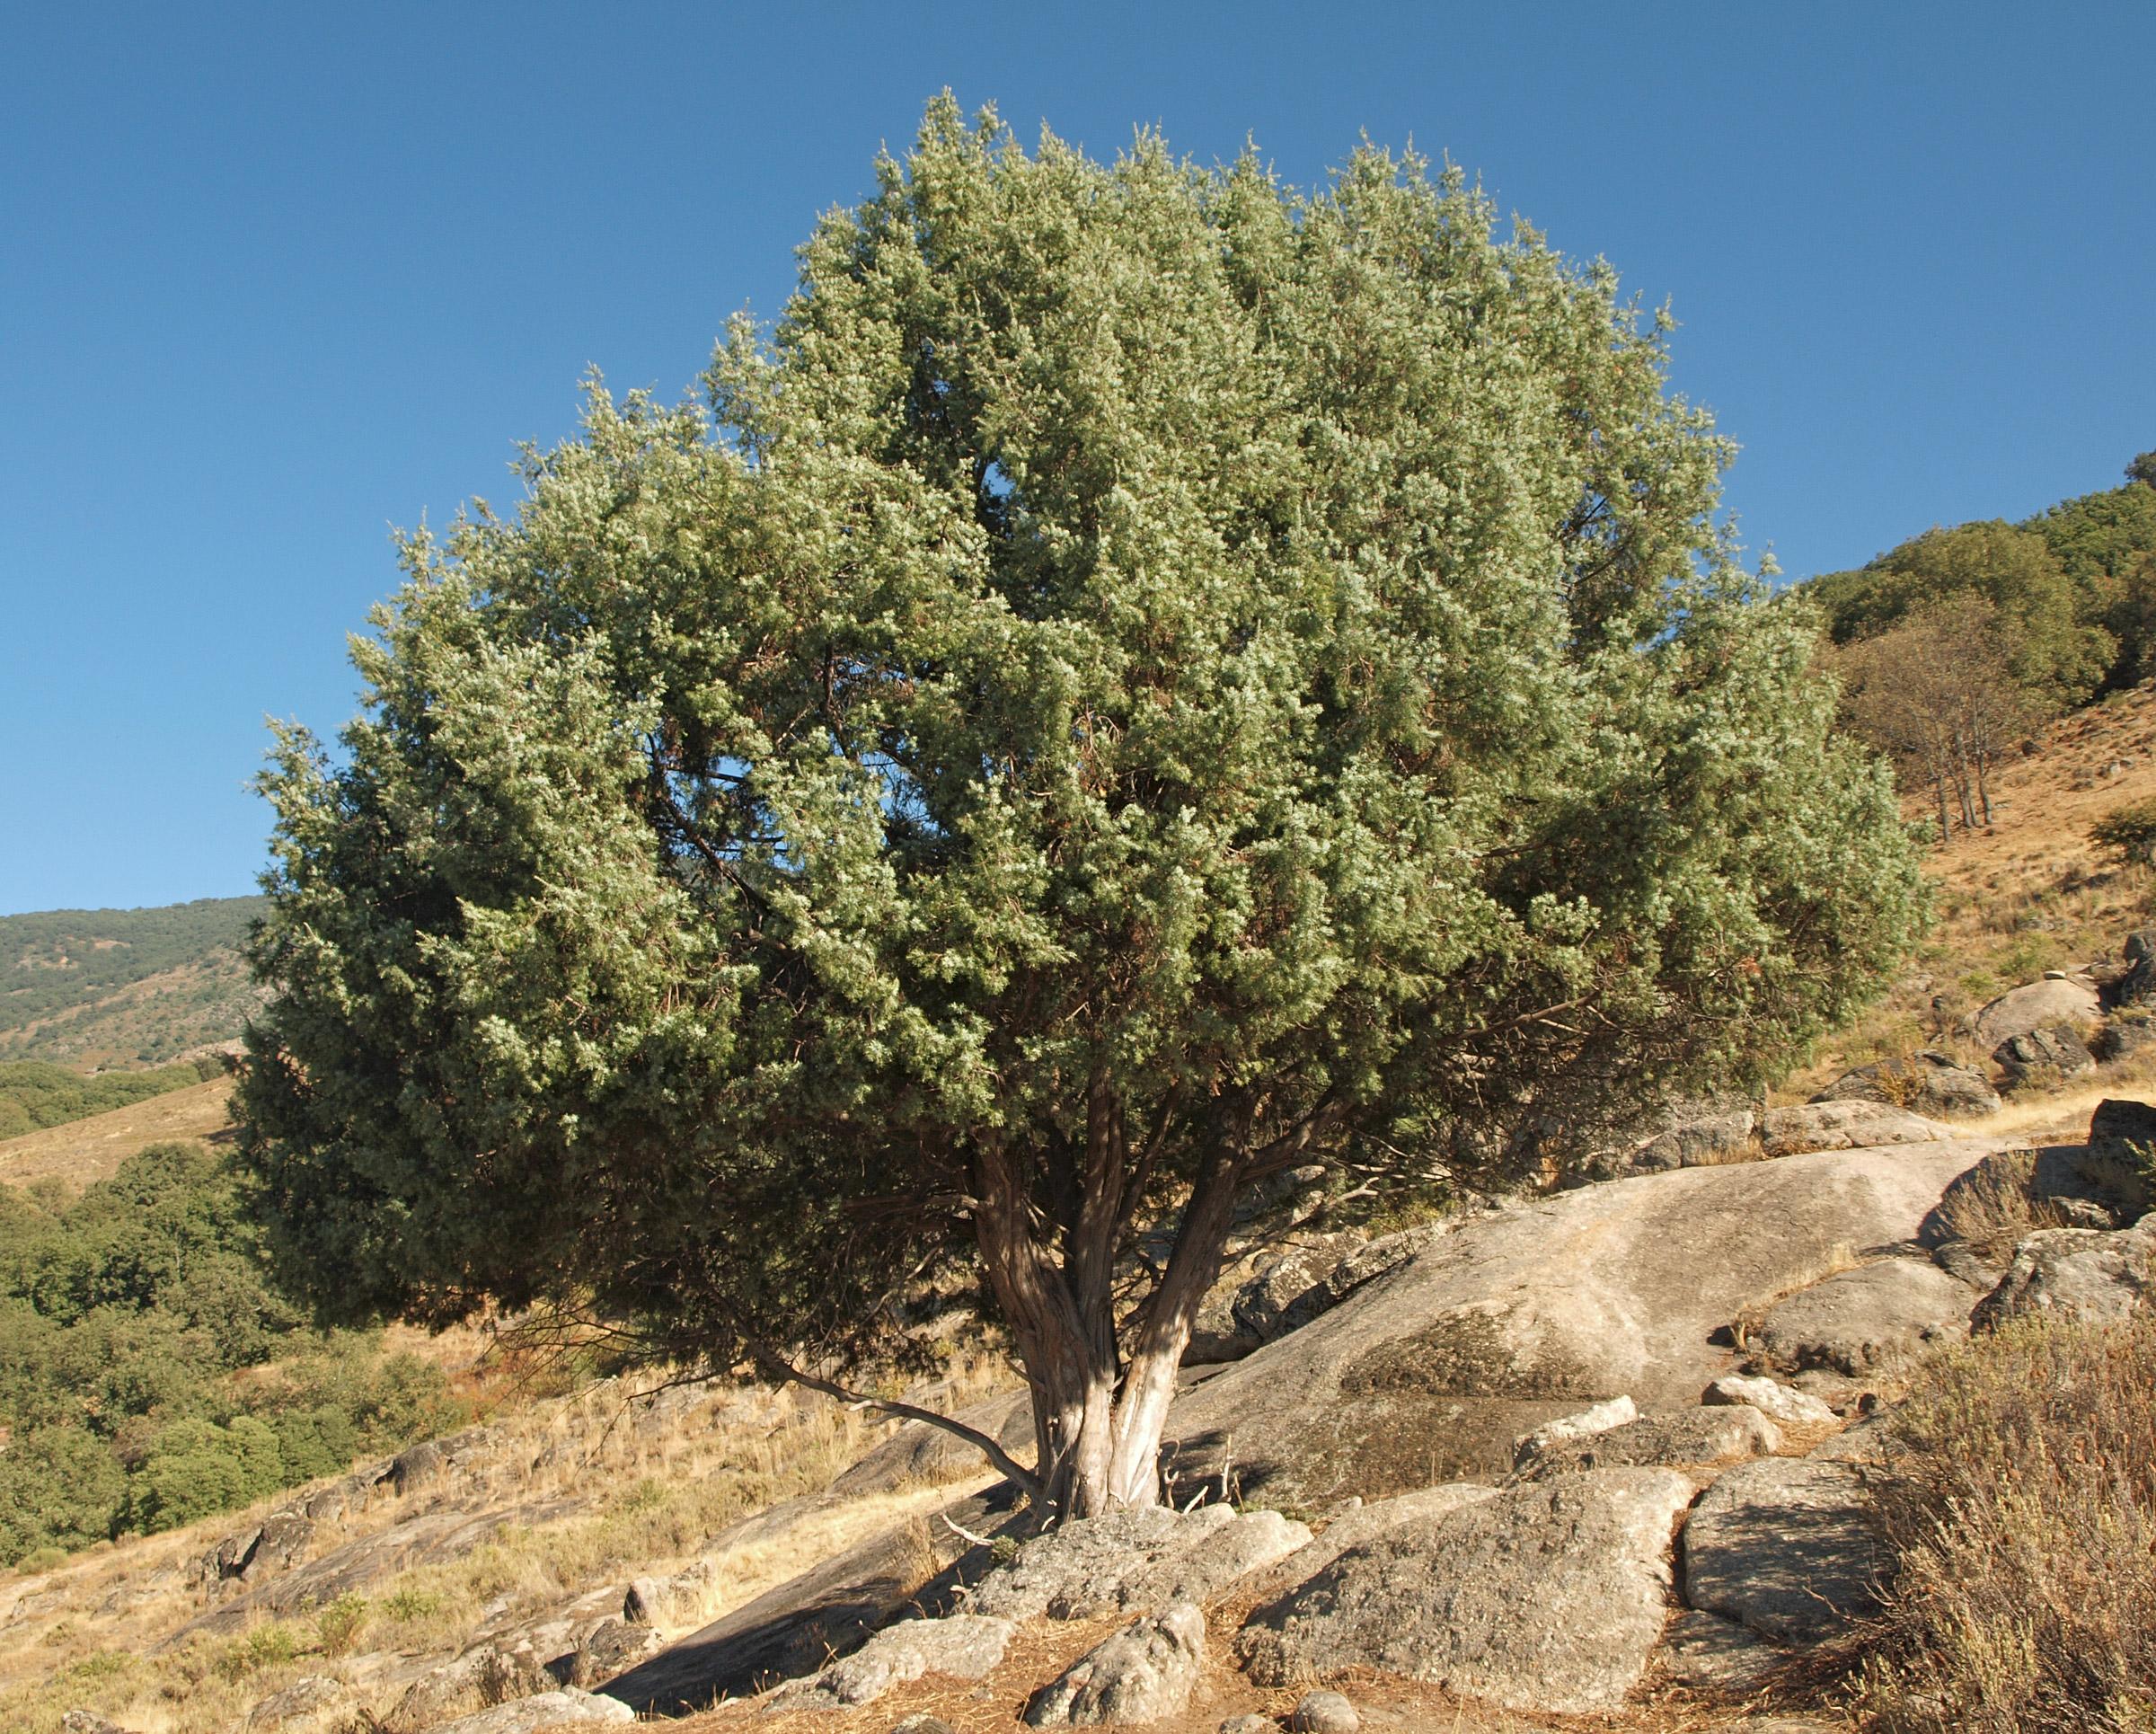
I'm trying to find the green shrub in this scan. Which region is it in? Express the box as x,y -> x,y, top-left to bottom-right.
2093,797 -> 2156,870
1856,1316 -> 2156,1730
0,1146 -> 462,1565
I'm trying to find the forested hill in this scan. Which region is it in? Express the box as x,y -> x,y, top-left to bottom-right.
0,897 -> 265,1066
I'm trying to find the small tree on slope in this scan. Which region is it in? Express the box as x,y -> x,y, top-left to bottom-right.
238,101 -> 1923,1519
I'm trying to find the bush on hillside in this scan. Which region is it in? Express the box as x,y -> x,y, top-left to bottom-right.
1856,1316 -> 2156,1730
2091,796 -> 2156,870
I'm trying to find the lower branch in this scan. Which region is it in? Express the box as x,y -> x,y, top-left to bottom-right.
756,1351 -> 1043,1500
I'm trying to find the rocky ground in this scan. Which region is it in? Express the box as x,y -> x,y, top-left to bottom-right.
25,697 -> 2156,1734
22,1057 -> 2156,1733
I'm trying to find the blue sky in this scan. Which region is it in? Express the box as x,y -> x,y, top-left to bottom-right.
2,4 -> 2150,915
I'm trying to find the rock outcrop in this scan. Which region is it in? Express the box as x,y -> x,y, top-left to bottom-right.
1811,1051 -> 2001,1119
1974,1224 -> 2156,1328
1163,1141 -> 1995,1506
768,1615 -> 1016,1710
1751,1257 -> 1975,1376
1237,1468 -> 1695,1715
1682,1458 -> 1890,1645
970,1506 -> 1309,1620
1512,1405 -> 1780,1481
1974,977 -> 2100,1047
1756,1101 -> 1950,1158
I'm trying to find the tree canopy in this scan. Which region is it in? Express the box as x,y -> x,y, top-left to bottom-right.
240,100 -> 1923,1517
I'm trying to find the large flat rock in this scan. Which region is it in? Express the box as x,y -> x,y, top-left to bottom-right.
1165,1142 -> 1996,1505
1237,1467 -> 1694,1715
1681,1458 -> 1890,1645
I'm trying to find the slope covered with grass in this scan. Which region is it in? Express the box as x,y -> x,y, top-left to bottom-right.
0,898 -> 265,1066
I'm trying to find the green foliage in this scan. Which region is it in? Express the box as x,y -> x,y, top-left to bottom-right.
0,1058 -> 214,1142
241,100 -> 1924,1513
2024,482 -> 2156,691
0,898 -> 265,1066
2091,796 -> 2156,869
0,1143 -> 461,1567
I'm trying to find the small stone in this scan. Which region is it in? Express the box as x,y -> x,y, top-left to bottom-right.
623,1575 -> 666,1624
1510,1395 -> 1637,1468
1291,1690 -> 1360,1734
1219,1719 -> 1277,1734
892,1719 -> 959,1734
1703,1375 -> 1837,1428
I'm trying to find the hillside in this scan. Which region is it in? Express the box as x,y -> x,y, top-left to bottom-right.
0,1075 -> 237,1194
1782,678 -> 2156,1118
0,898 -> 265,1067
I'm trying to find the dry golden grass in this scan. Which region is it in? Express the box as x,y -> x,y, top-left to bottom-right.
0,1075 -> 235,1193
1780,686 -> 2156,1106
0,1354 -> 1017,1734
1844,1317 -> 2156,1732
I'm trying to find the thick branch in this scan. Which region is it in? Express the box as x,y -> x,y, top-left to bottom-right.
758,1353 -> 1042,1499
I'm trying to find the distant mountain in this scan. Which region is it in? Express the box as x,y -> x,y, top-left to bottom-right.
0,897 -> 266,1066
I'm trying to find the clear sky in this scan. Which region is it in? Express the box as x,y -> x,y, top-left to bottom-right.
2,3 -> 2150,916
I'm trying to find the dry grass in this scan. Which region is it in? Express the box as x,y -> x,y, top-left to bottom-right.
0,1355 -> 1015,1734
1847,1316 -> 2156,1732
1928,1148 -> 2081,1262
1780,686 -> 2156,1106
0,1075 -> 236,1192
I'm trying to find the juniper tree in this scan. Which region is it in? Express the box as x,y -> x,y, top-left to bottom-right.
240,99 -> 1923,1518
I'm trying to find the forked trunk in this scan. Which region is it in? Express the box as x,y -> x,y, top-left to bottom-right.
975,1137 -> 1247,1523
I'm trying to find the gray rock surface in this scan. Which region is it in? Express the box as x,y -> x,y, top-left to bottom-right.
244,1676 -> 351,1731
1513,1405 -> 1780,1481
1756,1101 -> 1949,1158
767,1615 -> 1016,1709
1994,1025 -> 2097,1090
1279,1485 -> 1499,1583
1657,1608 -> 1788,1695
1752,1258 -> 1975,1376
1237,1467 -> 1694,1715
1811,1051 -> 2001,1119
1975,978 -> 2100,1047
970,1505 -> 1307,1619
1288,1689 -> 1359,1734
1510,1396 -> 1637,1468
1233,1242 -> 1360,1342
601,1485 -> 1021,1713
386,1647 -> 553,1734
1025,1603 -> 1206,1727
1931,1237 -> 2008,1291
1682,1458 -> 1890,1645
1608,1101 -> 1759,1176
180,1500 -> 588,1639
1975,1224 -> 2156,1328
2081,1099 -> 2156,1217
1165,1142 -> 1995,1507
562,1618 -> 664,1688
1703,1375 -> 1838,1429
425,1689 -> 635,1733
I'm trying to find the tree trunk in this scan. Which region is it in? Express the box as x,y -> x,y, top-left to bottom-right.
970,1131 -> 1247,1521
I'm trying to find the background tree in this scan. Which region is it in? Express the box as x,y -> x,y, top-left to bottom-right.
239,101 -> 1925,1519
1825,595 -> 2031,844
1807,520 -> 2113,711
2127,451 -> 2156,491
